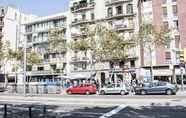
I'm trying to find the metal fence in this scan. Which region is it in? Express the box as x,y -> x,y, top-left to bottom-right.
5,83 -> 64,94
0,104 -> 48,118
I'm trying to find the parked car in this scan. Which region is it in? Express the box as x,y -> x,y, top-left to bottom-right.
66,84 -> 97,95
0,87 -> 5,92
135,81 -> 178,95
99,83 -> 129,95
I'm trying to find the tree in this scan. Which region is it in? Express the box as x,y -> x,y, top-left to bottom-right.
48,28 -> 67,73
69,24 -> 136,72
137,22 -> 172,81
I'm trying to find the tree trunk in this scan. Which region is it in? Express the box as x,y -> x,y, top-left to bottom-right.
149,48 -> 154,82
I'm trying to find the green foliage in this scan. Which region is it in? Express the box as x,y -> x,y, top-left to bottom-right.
138,22 -> 172,48
69,24 -> 135,62
27,51 -> 42,65
48,28 -> 67,53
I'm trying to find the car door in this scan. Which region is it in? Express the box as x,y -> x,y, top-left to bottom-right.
105,84 -> 115,94
147,83 -> 157,94
149,82 -> 163,94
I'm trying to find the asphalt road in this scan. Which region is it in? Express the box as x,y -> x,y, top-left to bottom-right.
0,93 -> 186,118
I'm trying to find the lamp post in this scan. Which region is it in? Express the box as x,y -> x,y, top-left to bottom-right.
23,34 -> 27,96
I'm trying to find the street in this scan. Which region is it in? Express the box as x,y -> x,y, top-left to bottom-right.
0,92 -> 186,118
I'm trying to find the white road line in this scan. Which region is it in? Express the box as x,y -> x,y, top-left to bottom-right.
99,105 -> 126,118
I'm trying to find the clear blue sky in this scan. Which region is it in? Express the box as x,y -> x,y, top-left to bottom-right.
0,0 -> 69,16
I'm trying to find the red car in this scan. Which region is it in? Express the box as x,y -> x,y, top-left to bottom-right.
66,84 -> 97,95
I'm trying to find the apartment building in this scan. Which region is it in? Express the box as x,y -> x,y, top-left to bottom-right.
69,0 -> 140,85
138,0 -> 186,82
24,13 -> 68,83
0,6 -> 36,83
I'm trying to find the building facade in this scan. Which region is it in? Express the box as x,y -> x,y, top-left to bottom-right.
0,6 -> 36,83
23,13 -> 68,84
69,0 -> 140,86
138,0 -> 186,82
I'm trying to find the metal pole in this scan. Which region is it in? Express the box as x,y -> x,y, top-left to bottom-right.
23,34 -> 27,96
181,67 -> 184,91
4,104 -> 7,118
43,105 -> 46,118
29,106 -> 32,118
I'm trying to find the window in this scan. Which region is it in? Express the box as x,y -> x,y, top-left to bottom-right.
50,64 -> 57,70
82,14 -> 86,20
163,21 -> 169,29
173,20 -> 179,29
162,7 -> 168,17
165,52 -> 171,60
52,53 -> 56,58
175,35 -> 180,48
38,67 -> 44,71
130,60 -> 135,68
162,0 -> 167,4
91,13 -> 94,20
107,7 -> 113,17
172,0 -> 176,2
172,5 -> 177,16
82,63 -> 87,70
116,6 -> 123,15
126,4 -> 133,14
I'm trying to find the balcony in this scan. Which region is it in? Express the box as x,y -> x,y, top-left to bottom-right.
106,13 -> 135,20
71,19 -> 94,26
27,70 -> 62,76
71,57 -> 89,63
71,2 -> 95,13
49,57 -> 66,63
71,32 -> 87,38
114,24 -> 134,31
105,0 -> 132,6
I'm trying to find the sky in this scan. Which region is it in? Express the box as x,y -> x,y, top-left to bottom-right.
0,0 -> 69,16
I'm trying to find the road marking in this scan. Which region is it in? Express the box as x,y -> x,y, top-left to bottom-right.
99,105 -> 126,118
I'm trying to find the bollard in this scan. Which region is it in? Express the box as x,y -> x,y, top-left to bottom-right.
29,106 -> 32,118
4,104 -> 7,118
43,105 -> 46,118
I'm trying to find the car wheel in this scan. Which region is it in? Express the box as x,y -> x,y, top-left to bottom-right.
120,90 -> 125,95
67,90 -> 72,95
100,90 -> 105,95
141,90 -> 146,95
86,91 -> 90,95
166,89 -> 172,95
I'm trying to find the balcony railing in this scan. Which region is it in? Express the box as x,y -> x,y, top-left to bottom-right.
71,32 -> 87,38
71,19 -> 94,26
71,2 -> 95,13
71,57 -> 89,63
106,13 -> 135,20
105,0 -> 132,6
114,24 -> 134,31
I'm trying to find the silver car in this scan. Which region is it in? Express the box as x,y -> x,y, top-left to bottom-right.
99,83 -> 129,95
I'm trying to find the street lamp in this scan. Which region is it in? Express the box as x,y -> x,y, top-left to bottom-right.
23,34 -> 27,96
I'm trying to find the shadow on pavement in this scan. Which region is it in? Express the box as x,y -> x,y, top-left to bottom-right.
112,103 -> 186,118
0,103 -> 116,118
